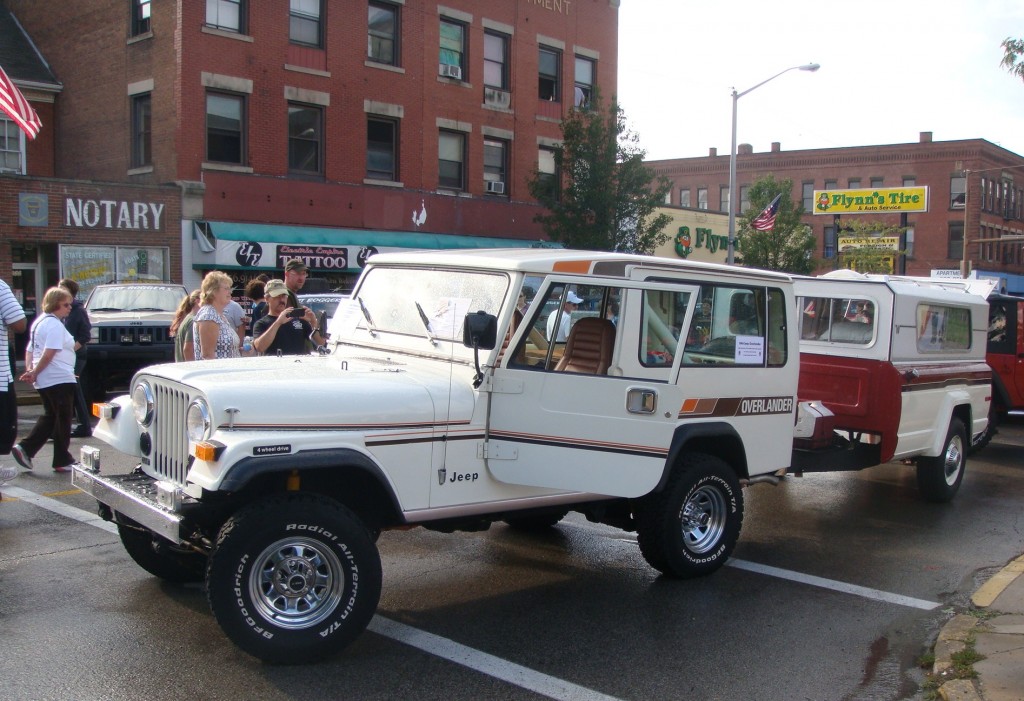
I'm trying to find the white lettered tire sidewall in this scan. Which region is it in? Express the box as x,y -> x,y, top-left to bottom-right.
206,494 -> 382,664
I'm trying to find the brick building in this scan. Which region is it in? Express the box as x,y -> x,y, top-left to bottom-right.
3,0 -> 620,291
647,133 -> 1024,294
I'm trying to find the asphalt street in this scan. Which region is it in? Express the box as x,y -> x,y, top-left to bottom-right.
3,405 -> 1023,701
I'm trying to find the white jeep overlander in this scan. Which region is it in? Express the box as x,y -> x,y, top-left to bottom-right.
72,250 -> 989,664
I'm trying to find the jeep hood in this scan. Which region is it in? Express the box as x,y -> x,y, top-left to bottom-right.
89,310 -> 174,324
135,354 -> 474,428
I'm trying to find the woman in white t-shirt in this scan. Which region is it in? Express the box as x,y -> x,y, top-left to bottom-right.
11,287 -> 78,473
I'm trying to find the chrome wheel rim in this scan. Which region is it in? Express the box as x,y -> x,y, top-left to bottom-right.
250,537 -> 344,630
680,485 -> 726,554
943,435 -> 964,486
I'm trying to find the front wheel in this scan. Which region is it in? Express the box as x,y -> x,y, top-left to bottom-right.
206,494 -> 382,664
916,417 -> 966,503
635,453 -> 743,578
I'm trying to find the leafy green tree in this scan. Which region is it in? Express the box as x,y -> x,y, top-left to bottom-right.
835,219 -> 906,274
527,92 -> 671,254
1001,38 -> 1024,82
734,175 -> 816,274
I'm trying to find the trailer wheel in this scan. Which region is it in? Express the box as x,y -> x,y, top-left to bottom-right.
636,453 -> 743,578
206,494 -> 382,664
118,518 -> 206,583
916,417 -> 966,502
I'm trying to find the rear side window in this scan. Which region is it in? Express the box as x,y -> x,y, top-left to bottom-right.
798,297 -> 875,345
987,300 -> 1015,355
917,304 -> 971,352
682,284 -> 787,367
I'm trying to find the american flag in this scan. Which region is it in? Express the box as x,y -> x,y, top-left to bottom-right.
0,64 -> 42,140
751,194 -> 782,232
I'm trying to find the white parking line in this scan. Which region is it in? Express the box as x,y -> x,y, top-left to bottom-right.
2,485 -> 117,535
368,617 -> 625,701
727,559 -> 940,610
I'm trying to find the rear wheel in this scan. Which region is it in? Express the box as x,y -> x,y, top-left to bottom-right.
916,417 -> 966,502
635,453 -> 743,578
968,408 -> 999,455
206,494 -> 382,664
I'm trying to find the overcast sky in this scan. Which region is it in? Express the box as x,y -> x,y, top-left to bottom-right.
617,0 -> 1024,162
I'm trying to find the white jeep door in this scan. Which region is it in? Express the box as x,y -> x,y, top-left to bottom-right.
483,280 -> 696,498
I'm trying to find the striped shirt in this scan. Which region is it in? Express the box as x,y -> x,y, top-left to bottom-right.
0,280 -> 27,387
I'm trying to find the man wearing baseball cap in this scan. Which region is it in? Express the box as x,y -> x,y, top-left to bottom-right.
283,258 -> 308,309
252,279 -> 323,355
547,290 -> 583,342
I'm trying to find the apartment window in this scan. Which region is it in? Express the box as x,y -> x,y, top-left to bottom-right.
679,189 -> 691,207
438,130 -> 465,190
484,138 -> 508,195
870,176 -> 883,188
538,46 -> 560,101
206,92 -> 244,164
537,146 -> 558,200
847,178 -> 860,189
1,116 -> 24,173
697,187 -> 708,210
903,176 -> 916,187
439,18 -> 466,78
207,0 -> 244,33
823,226 -> 836,259
574,56 -> 594,108
289,0 -> 322,47
483,31 -> 509,90
948,222 -> 964,259
288,104 -> 322,175
719,186 -> 730,214
131,0 -> 152,36
802,181 -> 814,211
367,117 -> 398,181
740,185 -> 750,214
130,93 -> 152,168
368,2 -> 399,65
824,179 -> 837,190
950,175 -> 966,208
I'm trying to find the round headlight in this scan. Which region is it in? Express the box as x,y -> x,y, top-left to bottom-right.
186,398 -> 211,442
132,382 -> 155,426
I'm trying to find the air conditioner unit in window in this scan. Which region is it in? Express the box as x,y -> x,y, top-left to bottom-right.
438,64 -> 462,80
486,181 -> 505,195
483,88 -> 511,109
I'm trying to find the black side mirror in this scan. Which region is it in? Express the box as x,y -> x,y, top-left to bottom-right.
463,311 -> 498,350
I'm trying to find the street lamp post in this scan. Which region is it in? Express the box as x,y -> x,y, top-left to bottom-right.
726,63 -> 820,265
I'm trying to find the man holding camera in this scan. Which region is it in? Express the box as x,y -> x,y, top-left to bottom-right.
251,280 -> 323,355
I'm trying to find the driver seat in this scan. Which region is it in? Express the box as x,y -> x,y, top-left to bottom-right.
554,317 -> 615,374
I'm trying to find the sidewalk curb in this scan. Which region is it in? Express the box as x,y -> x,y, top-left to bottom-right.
933,555 -> 1024,701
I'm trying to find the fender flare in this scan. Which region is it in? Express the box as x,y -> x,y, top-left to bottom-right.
220,447 -> 403,516
655,421 -> 746,493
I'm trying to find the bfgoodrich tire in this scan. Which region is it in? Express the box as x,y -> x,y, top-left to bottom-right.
206,494 -> 382,664
118,518 -> 206,583
636,453 -> 743,579
916,417 -> 966,503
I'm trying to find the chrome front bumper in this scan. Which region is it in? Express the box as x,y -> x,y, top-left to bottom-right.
72,458 -> 186,545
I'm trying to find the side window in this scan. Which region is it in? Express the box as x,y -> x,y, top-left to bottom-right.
682,284 -> 781,366
988,301 -> 1013,354
798,296 -> 875,345
917,304 -> 971,352
510,283 -> 619,373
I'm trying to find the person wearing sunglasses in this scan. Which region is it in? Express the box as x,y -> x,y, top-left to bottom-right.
12,286 -> 79,474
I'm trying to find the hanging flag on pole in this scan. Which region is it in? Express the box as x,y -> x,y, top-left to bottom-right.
751,194 -> 783,232
0,64 -> 42,140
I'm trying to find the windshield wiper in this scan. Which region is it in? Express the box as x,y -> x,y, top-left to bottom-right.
88,307 -> 123,312
356,296 -> 378,337
128,307 -> 167,312
414,302 -> 439,346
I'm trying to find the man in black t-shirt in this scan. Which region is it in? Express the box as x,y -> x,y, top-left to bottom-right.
252,280 -> 323,355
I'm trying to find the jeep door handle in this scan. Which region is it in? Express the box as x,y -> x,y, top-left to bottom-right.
626,388 -> 657,414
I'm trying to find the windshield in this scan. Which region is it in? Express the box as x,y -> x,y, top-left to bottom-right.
86,285 -> 186,312
351,267 -> 509,341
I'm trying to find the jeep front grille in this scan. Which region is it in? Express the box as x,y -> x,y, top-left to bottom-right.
148,379 -> 194,486
98,326 -> 170,345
